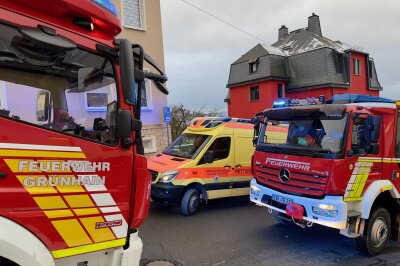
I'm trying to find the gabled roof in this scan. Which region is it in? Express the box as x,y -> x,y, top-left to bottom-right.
272,28 -> 352,56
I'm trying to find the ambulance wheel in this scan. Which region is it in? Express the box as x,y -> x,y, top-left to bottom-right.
181,189 -> 200,216
356,207 -> 391,256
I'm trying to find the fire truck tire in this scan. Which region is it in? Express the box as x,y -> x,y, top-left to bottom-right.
356,207 -> 391,256
181,189 -> 200,216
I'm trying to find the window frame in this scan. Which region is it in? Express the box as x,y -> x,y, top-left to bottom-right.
0,81 -> 8,109
353,58 -> 361,76
249,61 -> 258,74
199,136 -> 232,164
249,86 -> 259,102
277,83 -> 284,98
121,0 -> 147,31
140,69 -> 153,111
84,91 -> 113,112
143,136 -> 157,154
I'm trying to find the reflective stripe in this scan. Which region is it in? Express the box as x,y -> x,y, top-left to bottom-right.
381,185 -> 393,192
100,207 -> 120,213
0,143 -> 82,152
0,149 -> 86,158
73,208 -> 100,216
90,193 -> 116,207
79,216 -> 116,242
64,194 -> 95,208
344,197 -> 363,202
52,239 -> 126,259
34,196 -> 68,210
52,219 -> 92,247
44,209 -> 74,219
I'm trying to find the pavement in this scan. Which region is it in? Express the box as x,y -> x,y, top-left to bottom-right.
140,196 -> 400,266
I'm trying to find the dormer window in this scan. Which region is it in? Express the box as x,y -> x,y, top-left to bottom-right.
353,58 -> 361,75
249,61 -> 258,73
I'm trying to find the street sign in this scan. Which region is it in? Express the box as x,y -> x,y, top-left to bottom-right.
163,106 -> 171,123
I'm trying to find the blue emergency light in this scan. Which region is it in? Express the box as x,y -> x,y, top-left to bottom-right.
272,98 -> 290,108
92,0 -> 118,16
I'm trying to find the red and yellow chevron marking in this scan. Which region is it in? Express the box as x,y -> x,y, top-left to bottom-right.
1,143 -> 127,259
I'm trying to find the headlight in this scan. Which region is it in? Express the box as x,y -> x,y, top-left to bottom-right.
312,204 -> 338,218
250,184 -> 261,196
159,170 -> 179,183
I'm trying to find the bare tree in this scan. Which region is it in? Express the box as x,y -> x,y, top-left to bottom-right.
170,104 -> 205,139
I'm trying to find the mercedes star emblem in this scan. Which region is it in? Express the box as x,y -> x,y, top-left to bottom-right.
279,168 -> 290,182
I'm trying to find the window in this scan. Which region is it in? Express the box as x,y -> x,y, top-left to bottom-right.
84,87 -> 116,112
143,137 -> 157,154
249,61 -> 258,73
204,137 -> 231,162
122,0 -> 146,30
353,58 -> 361,75
140,73 -> 152,110
0,81 -> 7,110
277,84 -> 284,98
250,86 -> 259,101
0,23 -> 118,145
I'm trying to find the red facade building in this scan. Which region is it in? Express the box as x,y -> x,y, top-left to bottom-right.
225,13 -> 382,118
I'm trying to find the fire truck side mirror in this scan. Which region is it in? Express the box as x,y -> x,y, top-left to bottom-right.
36,90 -> 51,122
117,109 -> 133,148
119,39 -> 136,105
366,115 -> 381,143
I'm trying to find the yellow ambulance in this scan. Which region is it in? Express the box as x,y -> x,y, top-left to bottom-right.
148,117 -> 286,215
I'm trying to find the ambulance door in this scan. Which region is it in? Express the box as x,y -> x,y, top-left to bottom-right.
199,135 -> 234,199
231,134 -> 254,196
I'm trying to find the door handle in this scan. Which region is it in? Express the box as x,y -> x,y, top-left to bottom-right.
224,165 -> 231,168
235,164 -> 242,168
0,172 -> 7,178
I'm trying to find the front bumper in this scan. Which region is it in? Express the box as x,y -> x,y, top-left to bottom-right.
250,179 -> 348,229
151,183 -> 185,204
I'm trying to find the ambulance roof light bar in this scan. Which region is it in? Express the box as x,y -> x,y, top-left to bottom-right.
92,0 -> 118,16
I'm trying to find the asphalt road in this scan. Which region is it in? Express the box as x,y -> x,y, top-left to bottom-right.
140,197 -> 400,266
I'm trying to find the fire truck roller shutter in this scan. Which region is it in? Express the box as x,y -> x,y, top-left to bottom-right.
0,216 -> 55,266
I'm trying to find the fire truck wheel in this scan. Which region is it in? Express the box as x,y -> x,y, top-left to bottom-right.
180,189 -> 200,216
356,207 -> 391,256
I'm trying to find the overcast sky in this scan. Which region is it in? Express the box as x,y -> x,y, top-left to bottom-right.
160,0 -> 400,112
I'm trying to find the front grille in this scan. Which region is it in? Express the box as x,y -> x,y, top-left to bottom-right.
256,165 -> 328,198
149,170 -> 159,182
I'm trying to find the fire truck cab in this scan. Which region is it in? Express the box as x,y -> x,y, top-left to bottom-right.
251,94 -> 400,255
0,0 -> 168,265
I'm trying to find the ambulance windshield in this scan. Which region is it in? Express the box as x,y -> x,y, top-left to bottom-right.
258,115 -> 348,158
163,133 -> 211,159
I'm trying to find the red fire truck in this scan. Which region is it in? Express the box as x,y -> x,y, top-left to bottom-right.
0,1 -> 168,265
250,94 -> 400,255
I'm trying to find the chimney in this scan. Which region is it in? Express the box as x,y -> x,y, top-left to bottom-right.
278,25 -> 288,40
308,12 -> 322,36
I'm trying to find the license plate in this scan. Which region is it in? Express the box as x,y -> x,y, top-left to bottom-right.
272,194 -> 293,205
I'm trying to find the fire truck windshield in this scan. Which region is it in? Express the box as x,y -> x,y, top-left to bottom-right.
163,133 -> 211,159
0,22 -> 119,145
258,115 -> 348,158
